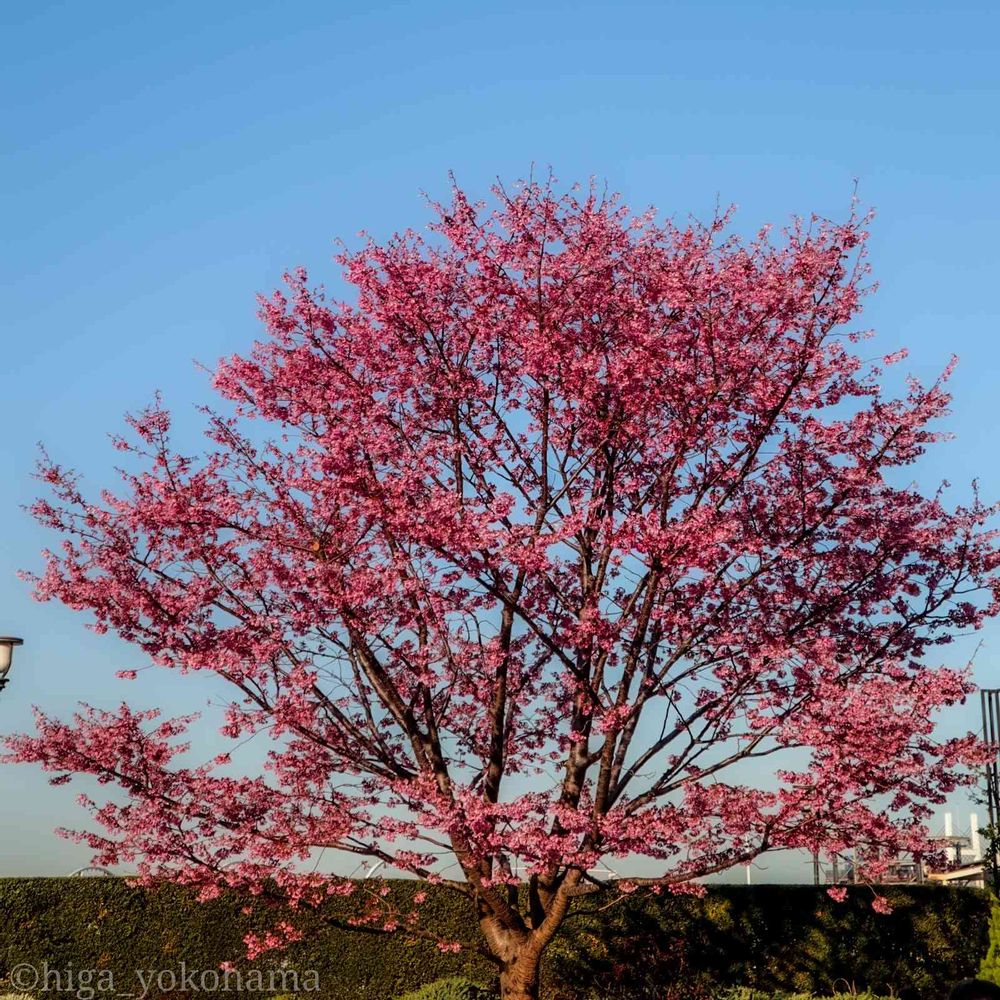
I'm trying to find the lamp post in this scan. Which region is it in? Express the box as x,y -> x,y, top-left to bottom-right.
0,636 -> 24,693
981,688 -> 1000,888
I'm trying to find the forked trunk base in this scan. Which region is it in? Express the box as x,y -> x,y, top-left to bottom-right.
498,948 -> 543,1000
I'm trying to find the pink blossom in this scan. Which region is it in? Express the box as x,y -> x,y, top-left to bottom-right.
6,176 -> 997,993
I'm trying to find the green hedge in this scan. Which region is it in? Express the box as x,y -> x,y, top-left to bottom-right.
0,879 -> 492,1000
0,879 -> 990,1000
546,884 -> 991,1000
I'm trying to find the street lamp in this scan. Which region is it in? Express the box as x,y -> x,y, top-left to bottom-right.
0,637 -> 24,693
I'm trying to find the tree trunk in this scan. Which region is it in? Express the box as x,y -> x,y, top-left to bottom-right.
478,915 -> 545,1000
498,949 -> 542,1000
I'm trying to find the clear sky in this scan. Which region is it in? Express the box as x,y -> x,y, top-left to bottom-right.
2,0 -> 999,879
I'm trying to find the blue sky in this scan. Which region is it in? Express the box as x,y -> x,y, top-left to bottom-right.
2,0 -> 999,878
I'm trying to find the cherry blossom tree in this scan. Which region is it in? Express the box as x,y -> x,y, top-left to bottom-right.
9,178 -> 1000,1000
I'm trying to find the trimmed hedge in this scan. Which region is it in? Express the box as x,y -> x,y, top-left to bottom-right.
546,884 -> 992,1000
0,879 -> 990,1000
0,879 -> 492,1000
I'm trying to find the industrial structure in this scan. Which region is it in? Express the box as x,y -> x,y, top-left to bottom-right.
800,689 -> 1000,889
807,812 -> 987,888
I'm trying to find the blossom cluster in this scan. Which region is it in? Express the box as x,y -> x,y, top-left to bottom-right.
9,178 -> 999,956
